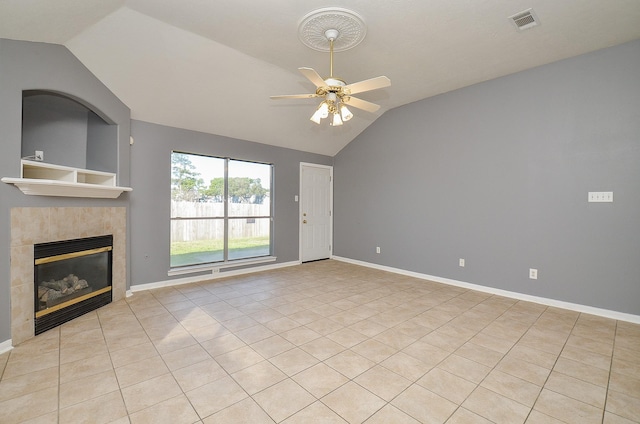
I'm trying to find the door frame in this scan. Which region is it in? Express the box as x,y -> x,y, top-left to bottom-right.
299,162 -> 334,263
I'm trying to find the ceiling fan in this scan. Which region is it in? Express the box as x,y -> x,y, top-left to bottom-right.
270,28 -> 391,126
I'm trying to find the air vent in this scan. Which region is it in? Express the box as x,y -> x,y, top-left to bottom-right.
509,9 -> 539,31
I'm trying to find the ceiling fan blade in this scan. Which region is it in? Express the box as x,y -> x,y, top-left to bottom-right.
344,96 -> 381,113
270,94 -> 321,100
344,76 -> 391,95
299,67 -> 327,88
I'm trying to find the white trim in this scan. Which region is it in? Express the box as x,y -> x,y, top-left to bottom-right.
1,160 -> 132,199
0,339 -> 13,354
299,162 -> 333,262
2,177 -> 132,199
332,256 -> 640,324
126,290 -> 133,298
168,256 -> 277,277
131,260 -> 299,293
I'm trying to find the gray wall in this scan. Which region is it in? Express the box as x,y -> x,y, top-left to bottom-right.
22,94 -> 89,167
129,120 -> 332,286
0,39 -> 131,344
87,111 -> 118,173
334,40 -> 640,315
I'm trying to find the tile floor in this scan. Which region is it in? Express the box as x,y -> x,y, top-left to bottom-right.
1,260 -> 639,423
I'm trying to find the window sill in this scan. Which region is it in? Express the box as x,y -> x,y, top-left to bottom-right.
168,256 -> 277,276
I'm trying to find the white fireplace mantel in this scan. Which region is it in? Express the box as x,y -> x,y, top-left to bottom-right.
2,160 -> 132,199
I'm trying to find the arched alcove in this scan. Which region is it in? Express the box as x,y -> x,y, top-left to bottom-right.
21,90 -> 117,173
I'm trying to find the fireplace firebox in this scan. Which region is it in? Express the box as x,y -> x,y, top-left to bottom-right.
34,235 -> 113,335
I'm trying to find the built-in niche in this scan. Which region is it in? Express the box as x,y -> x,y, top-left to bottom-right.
2,90 -> 131,198
21,90 -> 117,173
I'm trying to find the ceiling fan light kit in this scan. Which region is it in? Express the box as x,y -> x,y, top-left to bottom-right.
271,7 -> 391,126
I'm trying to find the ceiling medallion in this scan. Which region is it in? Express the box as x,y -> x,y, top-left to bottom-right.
298,7 -> 367,52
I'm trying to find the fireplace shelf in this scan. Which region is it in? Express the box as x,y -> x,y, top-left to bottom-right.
1,160 -> 132,199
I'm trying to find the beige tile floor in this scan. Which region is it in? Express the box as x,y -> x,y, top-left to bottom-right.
1,260 -> 639,423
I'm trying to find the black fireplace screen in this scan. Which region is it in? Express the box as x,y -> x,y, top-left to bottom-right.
34,235 -> 113,334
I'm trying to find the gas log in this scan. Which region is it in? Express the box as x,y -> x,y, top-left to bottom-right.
38,274 -> 89,303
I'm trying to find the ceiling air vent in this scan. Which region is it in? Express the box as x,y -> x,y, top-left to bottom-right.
509,9 -> 539,31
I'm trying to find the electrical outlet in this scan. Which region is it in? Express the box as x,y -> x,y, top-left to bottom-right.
376,246 -> 381,254
459,258 -> 465,267
529,268 -> 538,280
588,191 -> 613,202
35,150 -> 44,161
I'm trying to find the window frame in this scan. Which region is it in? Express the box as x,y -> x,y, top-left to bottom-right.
169,151 -> 274,272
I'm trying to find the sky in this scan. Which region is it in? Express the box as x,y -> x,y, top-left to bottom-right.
185,153 -> 271,189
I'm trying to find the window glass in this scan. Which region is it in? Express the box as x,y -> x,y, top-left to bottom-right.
170,219 -> 224,267
228,160 -> 272,217
228,217 -> 271,260
170,152 -> 272,268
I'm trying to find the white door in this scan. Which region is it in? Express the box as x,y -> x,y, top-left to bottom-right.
300,163 -> 332,262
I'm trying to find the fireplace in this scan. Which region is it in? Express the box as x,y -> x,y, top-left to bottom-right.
34,235 -> 113,335
9,207 -> 126,345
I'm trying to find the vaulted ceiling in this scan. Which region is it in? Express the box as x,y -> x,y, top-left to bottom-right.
2,1 -> 639,156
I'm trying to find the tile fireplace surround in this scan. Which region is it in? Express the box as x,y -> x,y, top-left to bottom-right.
9,207 -> 126,345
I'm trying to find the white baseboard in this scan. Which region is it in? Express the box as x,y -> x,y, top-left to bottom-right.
130,260 -> 300,293
332,256 -> 640,324
0,339 -> 13,355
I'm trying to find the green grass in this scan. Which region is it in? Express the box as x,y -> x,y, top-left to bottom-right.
170,236 -> 269,255
170,236 -> 270,267
170,239 -> 224,256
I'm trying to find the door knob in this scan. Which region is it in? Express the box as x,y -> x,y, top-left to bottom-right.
303,213 -> 307,216
303,220 -> 307,224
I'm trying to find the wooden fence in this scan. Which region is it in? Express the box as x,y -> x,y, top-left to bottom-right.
170,201 -> 270,242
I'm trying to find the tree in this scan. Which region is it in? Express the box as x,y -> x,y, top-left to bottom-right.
171,153 -> 204,201
228,177 -> 249,203
228,177 -> 268,203
202,177 -> 224,203
204,177 -> 269,204
249,178 -> 268,204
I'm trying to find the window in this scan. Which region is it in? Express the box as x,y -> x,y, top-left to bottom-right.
170,152 -> 272,268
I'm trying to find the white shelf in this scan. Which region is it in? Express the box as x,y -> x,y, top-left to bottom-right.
2,160 -> 132,199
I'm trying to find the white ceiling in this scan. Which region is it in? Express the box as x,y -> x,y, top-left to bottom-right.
2,0 -> 639,156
